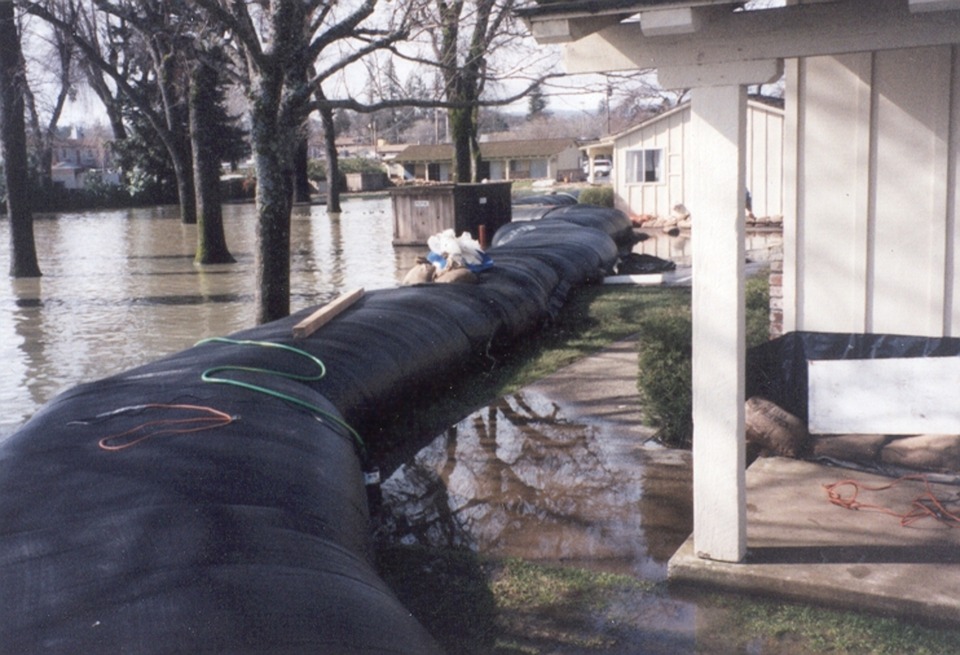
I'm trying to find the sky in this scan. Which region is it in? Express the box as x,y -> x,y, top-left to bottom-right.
47,0 -> 786,128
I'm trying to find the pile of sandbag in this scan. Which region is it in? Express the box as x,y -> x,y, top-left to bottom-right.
402,229 -> 492,285
745,331 -> 960,475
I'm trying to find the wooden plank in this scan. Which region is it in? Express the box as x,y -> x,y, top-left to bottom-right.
808,357 -> 960,435
292,288 -> 364,339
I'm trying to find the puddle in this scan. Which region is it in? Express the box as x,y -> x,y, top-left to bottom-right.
376,388 -> 692,582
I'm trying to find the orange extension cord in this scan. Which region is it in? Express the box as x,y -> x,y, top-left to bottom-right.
96,403 -> 235,452
824,474 -> 960,528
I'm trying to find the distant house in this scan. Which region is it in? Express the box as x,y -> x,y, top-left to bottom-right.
606,99 -> 784,221
394,138 -> 584,182
50,126 -> 117,190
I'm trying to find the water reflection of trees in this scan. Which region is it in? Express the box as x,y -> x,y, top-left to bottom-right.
378,390 -> 692,578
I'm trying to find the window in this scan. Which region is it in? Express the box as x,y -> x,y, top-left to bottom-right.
627,148 -> 663,183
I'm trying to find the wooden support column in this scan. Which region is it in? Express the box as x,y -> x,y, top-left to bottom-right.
689,84 -> 747,563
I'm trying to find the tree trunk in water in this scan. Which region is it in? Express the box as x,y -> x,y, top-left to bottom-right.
293,136 -> 311,203
318,101 -> 341,213
172,143 -> 197,225
0,2 -> 40,278
189,61 -> 234,265
449,105 -> 482,183
254,147 -> 292,323
250,83 -> 294,323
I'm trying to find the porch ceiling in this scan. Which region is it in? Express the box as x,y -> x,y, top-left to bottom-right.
519,0 -> 960,79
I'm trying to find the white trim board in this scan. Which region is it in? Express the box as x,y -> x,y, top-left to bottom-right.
808,357 -> 960,435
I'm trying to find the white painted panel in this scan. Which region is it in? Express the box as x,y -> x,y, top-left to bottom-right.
871,47 -> 950,336
808,357 -> 960,434
798,53 -> 872,333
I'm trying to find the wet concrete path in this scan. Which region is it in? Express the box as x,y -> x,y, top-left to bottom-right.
376,338 -> 692,582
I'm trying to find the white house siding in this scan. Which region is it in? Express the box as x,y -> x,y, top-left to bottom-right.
746,103 -> 785,220
614,105 -> 686,220
613,101 -> 783,221
786,46 -> 959,337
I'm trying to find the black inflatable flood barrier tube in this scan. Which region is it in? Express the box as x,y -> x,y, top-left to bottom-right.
0,207 -> 631,653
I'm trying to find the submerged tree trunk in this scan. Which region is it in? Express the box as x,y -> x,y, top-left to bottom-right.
317,95 -> 341,214
293,135 -> 311,204
0,1 -> 40,278
250,86 -> 295,323
253,145 -> 293,323
189,60 -> 234,264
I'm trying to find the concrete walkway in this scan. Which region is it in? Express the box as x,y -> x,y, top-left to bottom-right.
545,335 -> 960,626
670,456 -> 960,625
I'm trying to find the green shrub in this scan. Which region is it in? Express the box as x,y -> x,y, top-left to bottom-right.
636,306 -> 693,448
635,273 -> 772,448
577,185 -> 614,208
745,271 -> 771,347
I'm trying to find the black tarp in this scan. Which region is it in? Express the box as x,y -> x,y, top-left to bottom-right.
746,331 -> 960,424
0,207 -> 627,653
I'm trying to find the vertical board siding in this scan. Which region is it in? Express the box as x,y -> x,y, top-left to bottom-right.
872,47 -> 950,336
798,54 -> 873,333
746,105 -> 785,219
792,46 -> 958,338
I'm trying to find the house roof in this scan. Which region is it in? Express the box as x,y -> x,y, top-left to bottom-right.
396,137 -> 582,163
605,97 -> 783,144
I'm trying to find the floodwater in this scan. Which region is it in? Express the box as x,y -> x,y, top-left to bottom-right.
0,198 -> 421,437
377,371 -> 692,582
634,226 -> 782,267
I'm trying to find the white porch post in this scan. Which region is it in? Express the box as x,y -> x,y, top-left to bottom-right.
689,84 -> 747,562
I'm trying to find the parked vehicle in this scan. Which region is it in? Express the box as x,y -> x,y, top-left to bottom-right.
582,156 -> 612,176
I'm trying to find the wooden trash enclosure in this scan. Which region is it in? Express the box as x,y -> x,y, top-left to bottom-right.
391,182 -> 512,245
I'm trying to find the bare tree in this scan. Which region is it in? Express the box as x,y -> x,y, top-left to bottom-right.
20,0 -> 78,189
1,0 -> 41,277
437,0 -> 514,182
190,0 -> 414,323
74,0 -> 128,141
22,0 -> 241,265
393,0 -> 563,182
23,0 -> 200,223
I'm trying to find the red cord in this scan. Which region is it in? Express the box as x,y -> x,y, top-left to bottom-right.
824,475 -> 960,528
97,403 -> 234,451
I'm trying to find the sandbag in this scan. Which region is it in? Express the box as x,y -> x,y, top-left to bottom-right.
745,396 -> 809,457
880,434 -> 960,473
